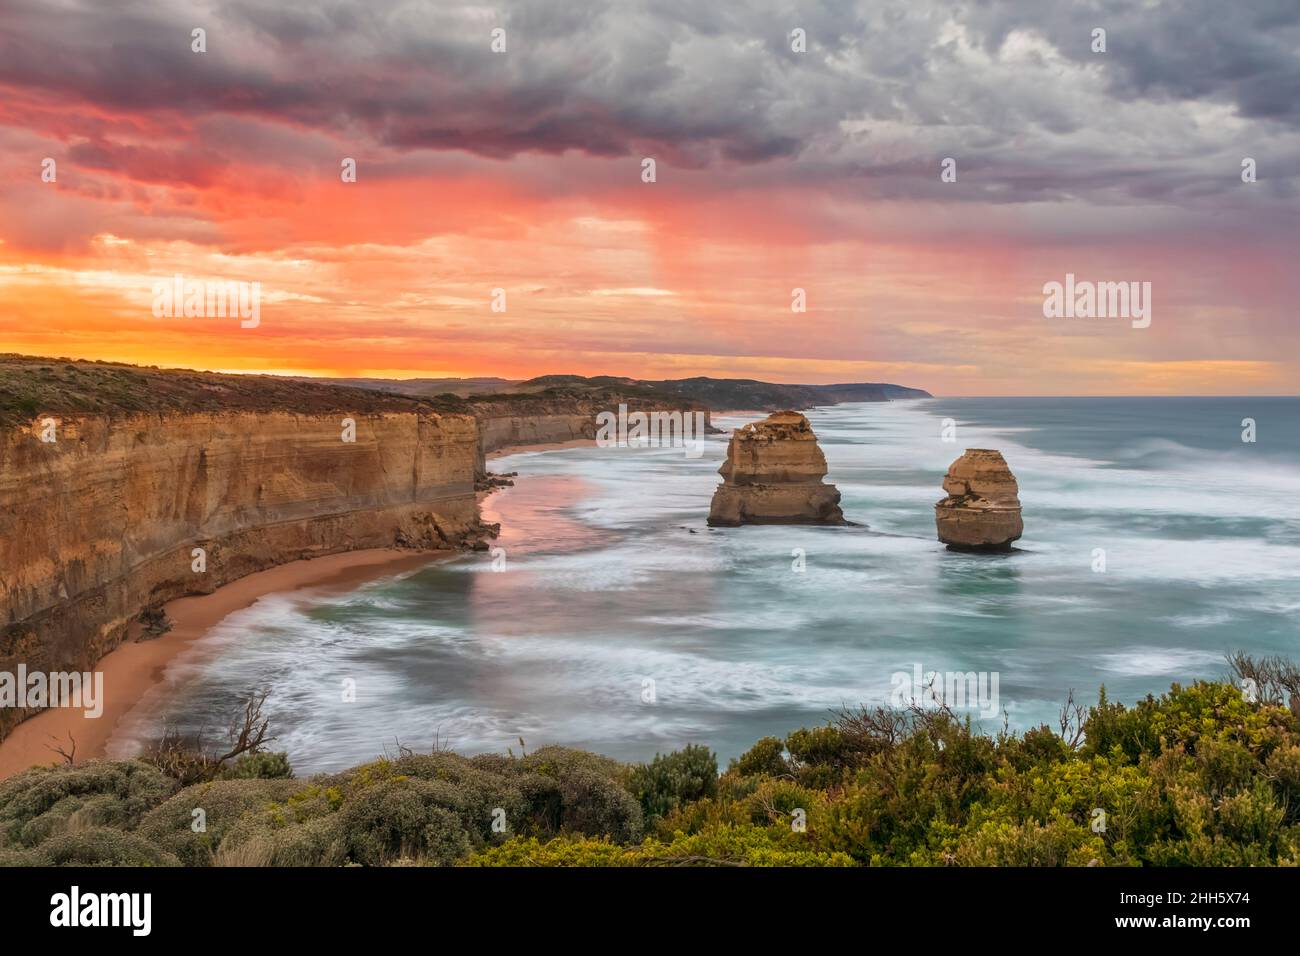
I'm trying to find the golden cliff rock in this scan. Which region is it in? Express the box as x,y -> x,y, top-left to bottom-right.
708,411 -> 845,526
934,449 -> 1024,551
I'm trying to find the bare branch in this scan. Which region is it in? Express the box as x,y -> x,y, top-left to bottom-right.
213,688 -> 274,766
45,731 -> 76,765
1058,688 -> 1086,750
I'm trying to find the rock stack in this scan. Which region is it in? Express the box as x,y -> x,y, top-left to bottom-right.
934,449 -> 1023,551
708,411 -> 846,527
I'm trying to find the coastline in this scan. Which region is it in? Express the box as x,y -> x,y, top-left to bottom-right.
0,547 -> 455,781
486,437 -> 594,460
0,428 -> 713,781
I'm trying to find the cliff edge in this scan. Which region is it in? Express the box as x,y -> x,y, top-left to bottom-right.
0,358 -> 499,743
0,355 -> 721,744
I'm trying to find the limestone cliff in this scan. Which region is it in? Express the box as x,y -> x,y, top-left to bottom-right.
0,355 -> 723,743
467,392 -> 715,470
0,408 -> 483,741
934,449 -> 1024,551
708,411 -> 845,526
474,407 -> 602,456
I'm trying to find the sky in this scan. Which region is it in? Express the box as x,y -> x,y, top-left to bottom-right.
1,0 -> 1298,395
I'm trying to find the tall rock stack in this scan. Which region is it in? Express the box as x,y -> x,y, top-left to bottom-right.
708,411 -> 846,527
934,449 -> 1023,551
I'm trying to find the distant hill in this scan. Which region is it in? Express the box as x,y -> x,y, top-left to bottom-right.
632,377 -> 931,409
0,356 -> 930,427
308,373 -> 932,410
291,376 -> 516,398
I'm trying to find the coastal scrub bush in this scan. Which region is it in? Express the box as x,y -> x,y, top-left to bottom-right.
337,779 -> 473,865
7,827 -> 181,867
220,751 -> 293,780
137,778 -> 300,866
638,824 -> 855,867
209,747 -> 645,865
216,812 -> 346,867
1264,744 -> 1300,820
518,746 -> 644,841
0,760 -> 176,850
731,736 -> 788,778
784,726 -> 857,790
4,660 -> 1300,868
464,835 -> 636,867
627,745 -> 717,822
465,828 -> 854,867
389,752 -> 527,842
948,816 -> 1103,867
1081,682 -> 1283,762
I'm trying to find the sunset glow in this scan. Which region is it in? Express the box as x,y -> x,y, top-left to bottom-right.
1,1 -> 1296,394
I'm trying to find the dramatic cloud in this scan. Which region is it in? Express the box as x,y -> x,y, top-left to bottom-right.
0,0 -> 1297,394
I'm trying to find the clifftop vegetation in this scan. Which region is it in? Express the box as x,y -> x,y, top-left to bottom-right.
0,356 -> 704,429
0,354 -> 438,428
323,371 -> 932,410
0,355 -> 929,430
2,655 -> 1296,867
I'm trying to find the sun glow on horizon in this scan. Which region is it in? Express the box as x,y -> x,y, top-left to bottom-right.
0,2 -> 1296,396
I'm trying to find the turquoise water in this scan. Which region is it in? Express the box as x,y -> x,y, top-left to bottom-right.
109,398 -> 1300,772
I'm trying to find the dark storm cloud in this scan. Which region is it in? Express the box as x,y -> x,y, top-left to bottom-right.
1,0 -> 1297,205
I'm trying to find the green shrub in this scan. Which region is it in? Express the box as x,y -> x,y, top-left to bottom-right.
391,752 -> 526,841
519,747 -> 644,841
628,745 -> 717,822
465,836 -> 635,867
732,737 -> 789,778
0,760 -> 176,849
786,726 -> 848,768
216,813 -> 345,867
1082,682 -> 1283,763
786,724 -> 880,788
21,827 -> 181,867
950,817 -> 1103,867
220,752 -> 293,780
137,778 -> 299,866
4,668 -> 1300,868
1265,745 -> 1300,822
641,824 -> 854,867
336,779 -> 472,866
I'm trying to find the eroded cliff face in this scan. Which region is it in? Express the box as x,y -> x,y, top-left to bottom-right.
0,353 -> 723,743
0,409 -> 482,740
470,395 -> 714,466
476,413 -> 599,456
708,411 -> 845,526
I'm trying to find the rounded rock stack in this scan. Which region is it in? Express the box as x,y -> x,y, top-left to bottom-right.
708,411 -> 846,527
934,449 -> 1023,551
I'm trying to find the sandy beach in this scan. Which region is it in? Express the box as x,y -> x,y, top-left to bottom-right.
0,548 -> 454,780
486,437 -> 595,460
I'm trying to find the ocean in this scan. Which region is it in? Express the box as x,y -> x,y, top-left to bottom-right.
107,397 -> 1300,772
